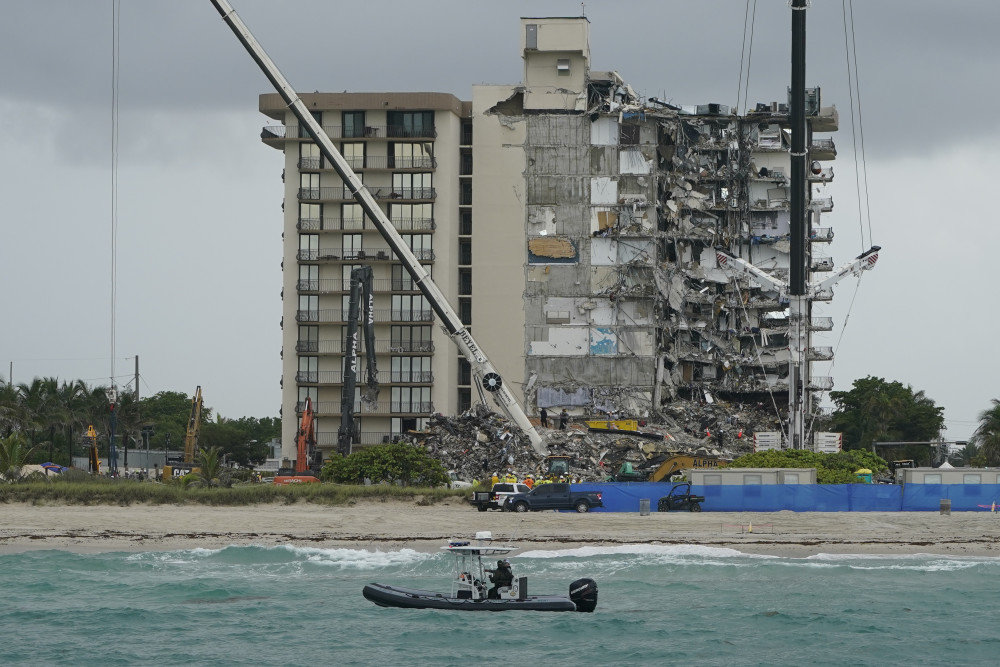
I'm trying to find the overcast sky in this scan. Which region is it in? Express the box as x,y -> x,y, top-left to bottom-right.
2,1 -> 997,440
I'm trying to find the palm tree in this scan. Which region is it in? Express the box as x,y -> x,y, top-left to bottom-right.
973,399 -> 1000,466
59,380 -> 89,467
0,381 -> 21,436
194,446 -> 223,487
0,433 -> 34,482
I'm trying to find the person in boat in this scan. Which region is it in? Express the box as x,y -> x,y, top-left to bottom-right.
486,559 -> 513,599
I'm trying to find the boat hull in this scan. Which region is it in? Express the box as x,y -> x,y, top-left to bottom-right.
362,583 -> 578,612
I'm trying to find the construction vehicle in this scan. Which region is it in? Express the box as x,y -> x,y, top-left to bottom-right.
657,483 -> 705,512
163,387 -> 203,479
274,397 -> 321,484
337,266 -> 379,457
612,453 -> 725,482
85,425 -> 100,474
211,0 -> 546,457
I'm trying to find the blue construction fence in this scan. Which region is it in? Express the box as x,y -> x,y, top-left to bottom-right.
572,482 -> 1000,512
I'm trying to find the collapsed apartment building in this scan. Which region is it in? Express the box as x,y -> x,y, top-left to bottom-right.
472,18 -> 838,433
263,16 -> 841,464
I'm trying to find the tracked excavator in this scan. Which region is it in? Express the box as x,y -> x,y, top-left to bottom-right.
274,396 -> 321,484
337,266 -> 379,457
210,0 -> 546,457
163,387 -> 203,479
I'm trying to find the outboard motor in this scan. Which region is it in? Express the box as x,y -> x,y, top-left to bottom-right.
569,578 -> 598,612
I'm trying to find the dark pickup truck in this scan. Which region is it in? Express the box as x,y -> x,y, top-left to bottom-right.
503,483 -> 603,513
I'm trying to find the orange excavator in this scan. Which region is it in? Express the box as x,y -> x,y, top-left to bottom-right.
274,397 -> 320,484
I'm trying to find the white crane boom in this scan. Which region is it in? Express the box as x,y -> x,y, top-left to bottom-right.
209,0 -> 545,455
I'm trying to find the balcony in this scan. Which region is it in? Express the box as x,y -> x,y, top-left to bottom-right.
809,316 -> 834,331
808,376 -> 835,391
296,248 -> 435,262
316,431 -> 407,447
810,227 -> 834,242
295,309 -> 434,324
262,124 -> 437,141
297,155 -> 437,171
296,217 -> 434,232
810,197 -> 834,213
297,186 -> 436,202
808,166 -> 834,182
808,346 -> 834,361
813,287 -> 834,301
297,400 -> 434,416
296,278 -> 423,293
296,370 -> 434,385
810,138 -> 837,160
295,339 -> 434,354
811,256 -> 834,272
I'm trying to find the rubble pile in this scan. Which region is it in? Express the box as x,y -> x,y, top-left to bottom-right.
404,398 -> 789,483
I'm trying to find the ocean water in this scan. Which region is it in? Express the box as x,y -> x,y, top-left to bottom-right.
3,544 -> 999,666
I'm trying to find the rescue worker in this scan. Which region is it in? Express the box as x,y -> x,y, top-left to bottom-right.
540,407 -> 549,428
491,472 -> 499,487
524,475 -> 534,490
559,409 -> 569,430
505,471 -> 517,484
486,558 -> 514,599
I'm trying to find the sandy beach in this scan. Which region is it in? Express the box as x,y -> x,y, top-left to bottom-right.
4,499 -> 1000,557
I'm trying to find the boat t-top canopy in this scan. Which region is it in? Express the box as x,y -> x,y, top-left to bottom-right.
441,531 -> 517,557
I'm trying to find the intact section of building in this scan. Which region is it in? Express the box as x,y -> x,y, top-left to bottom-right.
261,17 -> 841,464
260,93 -> 473,463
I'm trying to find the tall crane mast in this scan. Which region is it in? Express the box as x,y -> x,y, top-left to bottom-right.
210,0 -> 546,456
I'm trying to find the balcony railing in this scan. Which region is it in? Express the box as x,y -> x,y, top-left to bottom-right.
296,278 -> 424,293
295,370 -> 434,384
296,155 -> 437,170
296,248 -> 434,262
295,309 -> 434,323
811,256 -> 834,271
298,187 -> 436,202
316,431 -> 407,447
297,400 -> 434,416
263,124 -> 438,140
295,339 -> 434,354
810,197 -> 834,212
297,217 -> 435,232
808,166 -> 834,181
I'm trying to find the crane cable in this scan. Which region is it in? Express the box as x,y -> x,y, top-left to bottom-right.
110,0 -> 121,390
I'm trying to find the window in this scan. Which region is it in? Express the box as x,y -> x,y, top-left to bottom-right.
460,211 -> 472,236
619,125 -> 640,146
387,111 -> 434,138
525,24 -> 537,50
341,204 -> 365,230
299,203 -> 321,231
342,233 -> 362,255
460,149 -> 472,175
299,173 -> 319,200
460,180 -> 472,206
458,388 -> 471,413
393,172 -> 432,198
390,325 -> 432,352
298,234 -> 318,260
297,355 -> 318,383
964,474 -> 982,484
392,357 -> 431,383
458,358 -> 471,385
390,203 -> 433,230
392,416 -> 427,434
459,297 -> 472,325
703,474 -> 722,485
298,264 -> 318,291
401,234 -> 432,259
299,142 -> 320,169
743,474 -> 762,485
459,239 -> 472,265
342,142 -> 365,170
391,387 -> 431,413
342,111 -> 365,139
783,473 -> 800,485
461,121 -> 473,145
459,269 -> 472,295
297,295 -> 318,322
557,58 -> 570,75
297,325 -> 318,353
297,385 -> 317,406
299,111 -> 321,138
392,294 -> 431,321
391,142 -> 433,169
923,473 -> 942,484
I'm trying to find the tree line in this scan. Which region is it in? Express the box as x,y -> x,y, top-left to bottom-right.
0,377 -> 279,469
829,376 -> 1000,466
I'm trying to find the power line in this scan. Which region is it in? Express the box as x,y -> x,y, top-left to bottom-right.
110,0 -> 121,389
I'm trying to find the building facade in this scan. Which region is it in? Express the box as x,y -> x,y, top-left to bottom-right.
262,17 -> 840,464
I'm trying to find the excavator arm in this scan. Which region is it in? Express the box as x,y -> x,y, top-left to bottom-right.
337,266 -> 378,456
183,386 -> 203,463
296,396 -> 317,473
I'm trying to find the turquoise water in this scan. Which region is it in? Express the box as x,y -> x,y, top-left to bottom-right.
3,544 -> 1000,666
